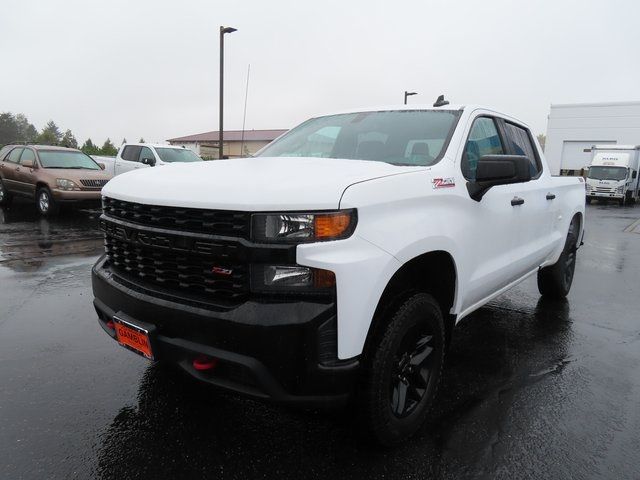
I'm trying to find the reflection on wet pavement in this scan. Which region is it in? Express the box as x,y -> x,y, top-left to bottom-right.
0,200 -> 103,271
1,201 -> 639,479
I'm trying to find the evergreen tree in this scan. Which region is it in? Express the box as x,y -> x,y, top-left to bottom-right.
81,138 -> 100,155
100,138 -> 118,156
60,129 -> 78,149
139,137 -> 145,143
37,120 -> 62,145
121,138 -> 127,144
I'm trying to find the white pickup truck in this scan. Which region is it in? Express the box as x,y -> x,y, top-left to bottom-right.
92,101 -> 585,445
95,143 -> 202,177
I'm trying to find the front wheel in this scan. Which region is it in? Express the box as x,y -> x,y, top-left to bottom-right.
537,218 -> 579,299
36,187 -> 59,216
360,293 -> 445,445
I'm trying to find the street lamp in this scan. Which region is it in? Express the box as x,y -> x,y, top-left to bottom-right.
219,25 -> 237,159
404,91 -> 418,105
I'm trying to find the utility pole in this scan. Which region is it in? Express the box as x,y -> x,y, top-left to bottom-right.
219,26 -> 237,159
404,91 -> 418,105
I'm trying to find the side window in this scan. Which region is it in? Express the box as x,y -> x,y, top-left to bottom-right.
20,148 -> 36,163
503,122 -> 540,177
121,145 -> 142,161
138,147 -> 154,162
462,117 -> 504,181
0,146 -> 11,160
7,148 -> 24,163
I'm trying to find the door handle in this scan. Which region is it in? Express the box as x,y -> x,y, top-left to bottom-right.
511,196 -> 525,206
546,193 -> 556,200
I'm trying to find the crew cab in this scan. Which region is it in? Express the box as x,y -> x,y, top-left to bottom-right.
92,101 -> 585,445
98,143 -> 202,177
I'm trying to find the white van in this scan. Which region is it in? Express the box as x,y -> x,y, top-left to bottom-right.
586,145 -> 640,205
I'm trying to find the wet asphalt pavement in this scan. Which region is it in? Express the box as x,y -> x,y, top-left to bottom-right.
1,199 -> 639,480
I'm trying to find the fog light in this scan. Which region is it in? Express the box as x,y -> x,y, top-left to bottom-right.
251,265 -> 335,292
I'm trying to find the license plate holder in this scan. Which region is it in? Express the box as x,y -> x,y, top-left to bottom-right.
113,314 -> 155,360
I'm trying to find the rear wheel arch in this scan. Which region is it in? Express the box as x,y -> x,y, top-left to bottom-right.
363,250 -> 458,359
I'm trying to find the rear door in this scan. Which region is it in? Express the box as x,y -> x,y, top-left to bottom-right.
115,145 -> 142,175
1,147 -> 23,192
500,120 -> 557,275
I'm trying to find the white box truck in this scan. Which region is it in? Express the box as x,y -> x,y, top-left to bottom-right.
585,145 -> 640,205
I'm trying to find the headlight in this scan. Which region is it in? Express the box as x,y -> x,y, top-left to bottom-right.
251,210 -> 356,243
56,178 -> 81,191
250,265 -> 335,292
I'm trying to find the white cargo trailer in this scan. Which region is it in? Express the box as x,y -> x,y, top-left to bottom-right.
585,145 -> 640,205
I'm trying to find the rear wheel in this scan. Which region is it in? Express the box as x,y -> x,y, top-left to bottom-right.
361,293 -> 445,446
36,187 -> 59,216
0,179 -> 13,207
537,218 -> 579,299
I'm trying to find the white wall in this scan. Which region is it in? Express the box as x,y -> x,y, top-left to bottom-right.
545,102 -> 640,175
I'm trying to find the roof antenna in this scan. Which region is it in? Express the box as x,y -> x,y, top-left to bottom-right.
433,95 -> 449,107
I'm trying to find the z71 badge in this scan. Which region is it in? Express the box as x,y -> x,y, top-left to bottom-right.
432,177 -> 456,189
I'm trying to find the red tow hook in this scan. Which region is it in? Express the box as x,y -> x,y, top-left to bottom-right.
106,320 -> 115,330
193,355 -> 218,371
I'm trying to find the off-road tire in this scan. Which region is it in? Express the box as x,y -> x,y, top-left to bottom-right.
0,178 -> 13,207
36,187 -> 59,216
361,293 -> 445,446
537,218 -> 579,299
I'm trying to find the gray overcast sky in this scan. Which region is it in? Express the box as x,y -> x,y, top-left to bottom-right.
2,0 -> 639,145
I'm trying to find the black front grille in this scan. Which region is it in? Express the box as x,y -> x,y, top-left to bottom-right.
103,197 -> 250,238
81,179 -> 109,188
104,234 -> 249,305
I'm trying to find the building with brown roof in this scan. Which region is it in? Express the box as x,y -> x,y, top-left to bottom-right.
167,129 -> 288,159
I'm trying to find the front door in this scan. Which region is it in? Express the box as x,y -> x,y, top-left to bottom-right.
14,148 -> 38,197
458,116 -> 531,312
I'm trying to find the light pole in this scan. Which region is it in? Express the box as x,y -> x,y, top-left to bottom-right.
404,91 -> 418,105
219,25 -> 237,159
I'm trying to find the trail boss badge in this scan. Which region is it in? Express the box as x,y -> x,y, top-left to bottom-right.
432,177 -> 456,189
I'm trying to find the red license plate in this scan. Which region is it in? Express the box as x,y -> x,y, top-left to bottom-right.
113,317 -> 154,360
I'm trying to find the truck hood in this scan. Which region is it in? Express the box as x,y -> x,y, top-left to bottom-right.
102,157 -> 423,210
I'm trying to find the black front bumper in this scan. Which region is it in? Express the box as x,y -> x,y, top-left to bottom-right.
92,256 -> 359,407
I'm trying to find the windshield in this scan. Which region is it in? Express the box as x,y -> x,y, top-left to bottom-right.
588,166 -> 627,181
257,110 -> 461,166
155,148 -> 202,163
38,150 -> 101,170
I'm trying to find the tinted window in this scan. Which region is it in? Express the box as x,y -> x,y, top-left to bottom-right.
504,122 -> 540,177
155,147 -> 202,163
139,147 -> 154,162
258,110 -> 461,166
463,117 -> 504,181
20,148 -> 36,163
7,148 -> 23,163
121,145 -> 142,162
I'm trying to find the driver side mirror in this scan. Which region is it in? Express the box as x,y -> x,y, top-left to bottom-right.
467,155 -> 532,201
97,163 -> 106,170
141,157 -> 156,167
21,159 -> 35,168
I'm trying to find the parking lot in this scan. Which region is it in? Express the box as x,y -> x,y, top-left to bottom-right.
0,199 -> 639,480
